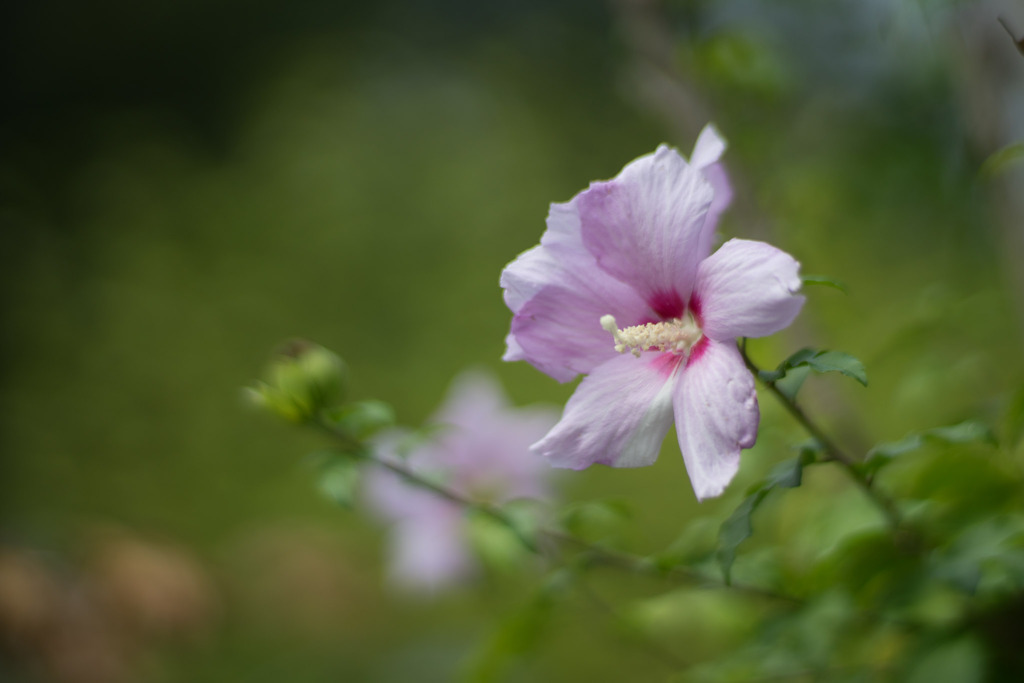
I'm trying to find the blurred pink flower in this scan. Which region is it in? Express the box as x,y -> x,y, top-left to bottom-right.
501,126 -> 804,501
365,371 -> 556,591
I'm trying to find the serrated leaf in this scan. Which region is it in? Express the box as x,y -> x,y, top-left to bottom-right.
805,351 -> 868,386
864,420 -> 997,478
782,347 -> 818,367
758,348 -> 867,400
774,365 -> 810,402
717,455 -> 807,582
801,274 -> 848,293
766,454 -> 807,488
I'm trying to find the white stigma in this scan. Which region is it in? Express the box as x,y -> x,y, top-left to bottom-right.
600,313 -> 702,358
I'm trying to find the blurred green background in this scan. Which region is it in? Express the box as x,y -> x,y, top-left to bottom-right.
1,0 -> 1022,680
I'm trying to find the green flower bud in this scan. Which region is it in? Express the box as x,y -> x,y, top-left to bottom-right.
249,340 -> 348,423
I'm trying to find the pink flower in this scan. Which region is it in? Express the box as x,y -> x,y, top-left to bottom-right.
365,371 -> 557,591
500,126 -> 804,501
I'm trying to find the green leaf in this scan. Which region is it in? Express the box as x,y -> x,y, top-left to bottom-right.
652,517 -> 719,572
758,348 -> 867,400
717,454 -> 810,583
316,456 -> 361,507
466,510 -> 531,574
324,399 -> 396,440
927,421 -> 996,446
774,365 -> 810,402
928,515 -> 1024,596
560,499 -> 632,546
801,274 -> 848,293
805,350 -> 868,386
864,420 -> 997,478
980,140 -> 1024,179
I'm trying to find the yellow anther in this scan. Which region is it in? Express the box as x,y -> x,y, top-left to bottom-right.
600,313 -> 702,358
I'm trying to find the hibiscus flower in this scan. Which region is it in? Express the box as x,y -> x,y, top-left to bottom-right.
500,126 -> 804,500
364,371 -> 556,591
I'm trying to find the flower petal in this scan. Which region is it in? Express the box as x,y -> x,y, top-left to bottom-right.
502,200 -> 656,381
429,370 -> 557,500
578,146 -> 714,314
689,124 -> 733,257
389,506 -> 470,591
532,352 -> 680,469
673,339 -> 758,501
509,285 -> 626,382
501,245 -> 557,314
690,123 -> 727,170
695,239 -> 805,341
432,370 -> 509,430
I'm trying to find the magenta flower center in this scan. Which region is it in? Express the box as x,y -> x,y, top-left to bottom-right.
600,312 -> 703,359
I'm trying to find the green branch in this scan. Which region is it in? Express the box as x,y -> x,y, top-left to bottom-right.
314,415 -> 800,605
739,342 -> 904,532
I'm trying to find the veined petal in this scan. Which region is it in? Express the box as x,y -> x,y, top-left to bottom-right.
578,146 -> 714,315
532,352 -> 681,469
506,247 -> 655,382
696,239 -> 805,341
501,245 -> 558,314
674,339 -> 758,501
690,123 -> 727,170
502,198 -> 656,381
690,124 -> 733,258
509,285 -> 626,382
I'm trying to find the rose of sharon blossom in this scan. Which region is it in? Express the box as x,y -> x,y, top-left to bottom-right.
500,125 -> 804,501
365,371 -> 557,591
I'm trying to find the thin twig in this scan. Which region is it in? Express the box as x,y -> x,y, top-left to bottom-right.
739,343 -> 903,531
314,415 -> 801,604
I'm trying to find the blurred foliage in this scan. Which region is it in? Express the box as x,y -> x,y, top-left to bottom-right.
2,0 -> 1024,680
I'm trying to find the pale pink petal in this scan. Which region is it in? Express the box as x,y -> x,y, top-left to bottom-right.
578,146 -> 714,316
502,200 -> 655,380
428,371 -> 557,499
690,123 -> 727,170
363,456 -> 442,522
695,239 -> 805,341
388,506 -> 471,591
690,124 -> 732,257
673,339 -> 758,501
539,199 -> 587,259
501,245 -> 559,314
509,283 -> 651,383
532,352 -> 681,469
502,332 -> 525,363
502,200 -> 636,312
433,370 -> 508,431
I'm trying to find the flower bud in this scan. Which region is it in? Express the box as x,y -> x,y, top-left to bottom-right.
249,341 -> 348,423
